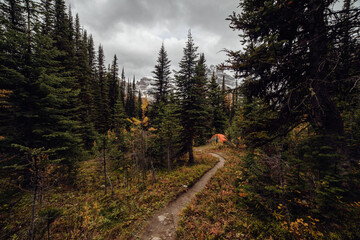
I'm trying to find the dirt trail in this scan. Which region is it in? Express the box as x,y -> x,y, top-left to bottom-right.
139,153 -> 225,240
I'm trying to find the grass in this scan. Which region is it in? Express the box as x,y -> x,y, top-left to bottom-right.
176,145 -> 250,240
0,150 -> 218,240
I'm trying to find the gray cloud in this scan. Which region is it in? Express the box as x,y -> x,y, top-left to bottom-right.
66,0 -> 240,78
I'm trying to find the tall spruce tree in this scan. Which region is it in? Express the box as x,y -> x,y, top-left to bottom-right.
120,67 -> 126,105
208,72 -> 226,134
151,43 -> 171,104
109,54 -> 120,128
53,0 -> 72,69
151,43 -> 172,128
192,53 -> 210,144
136,90 -> 142,119
96,44 -> 109,133
175,31 -> 199,163
75,27 -> 95,149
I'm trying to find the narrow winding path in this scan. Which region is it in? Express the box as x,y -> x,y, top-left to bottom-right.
140,153 -> 225,240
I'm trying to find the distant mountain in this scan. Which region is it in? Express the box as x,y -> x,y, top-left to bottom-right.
135,65 -> 237,99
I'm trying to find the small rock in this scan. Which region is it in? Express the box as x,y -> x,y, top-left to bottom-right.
158,215 -> 166,222
151,237 -> 162,240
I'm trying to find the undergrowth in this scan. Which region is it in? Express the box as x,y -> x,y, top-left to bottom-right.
0,151 -> 218,240
176,146 -> 360,240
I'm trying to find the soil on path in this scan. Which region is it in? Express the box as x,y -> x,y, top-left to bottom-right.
139,152 -> 225,240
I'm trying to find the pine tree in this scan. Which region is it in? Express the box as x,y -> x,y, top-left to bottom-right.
120,67 -> 126,105
175,30 -> 199,163
53,0 -> 72,68
136,90 -> 142,119
208,72 -> 226,134
1,0 -> 82,186
151,43 -> 171,104
221,75 -> 230,118
75,26 -> 95,149
96,44 -> 110,133
132,76 -> 136,116
87,34 -> 97,78
0,0 -> 31,173
226,1 -> 360,236
192,53 -> 210,145
125,79 -> 132,116
226,0 -> 351,137
109,54 -> 120,128
113,90 -> 127,135
158,93 -> 182,170
40,0 -> 54,35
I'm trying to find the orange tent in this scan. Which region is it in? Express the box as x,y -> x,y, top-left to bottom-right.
210,134 -> 228,143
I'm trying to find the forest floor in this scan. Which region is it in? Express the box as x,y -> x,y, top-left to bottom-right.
175,147 -> 248,239
139,151 -> 225,240
0,147 -> 219,240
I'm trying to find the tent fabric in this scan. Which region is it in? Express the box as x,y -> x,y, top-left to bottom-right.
210,134 -> 228,143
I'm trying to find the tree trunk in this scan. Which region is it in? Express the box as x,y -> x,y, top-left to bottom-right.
103,138 -> 107,195
28,155 -> 38,240
188,135 -> 194,164
107,174 -> 114,195
167,145 -> 171,171
47,221 -> 50,240
308,0 -> 344,136
25,0 -> 32,65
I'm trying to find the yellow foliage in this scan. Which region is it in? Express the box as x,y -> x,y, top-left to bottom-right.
131,118 -> 142,125
0,89 -> 13,109
141,96 -> 148,115
142,116 -> 149,124
0,89 -> 13,97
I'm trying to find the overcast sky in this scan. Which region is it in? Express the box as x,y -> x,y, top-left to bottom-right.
65,0 -> 241,78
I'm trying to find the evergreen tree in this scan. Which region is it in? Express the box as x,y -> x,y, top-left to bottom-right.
226,0 -> 355,137
53,0 -> 72,68
1,0 -> 82,186
151,43 -> 171,104
158,93 -> 182,170
208,72 -> 226,134
136,90 -> 142,119
120,67 -> 126,105
150,43 -> 172,128
132,76 -> 136,116
113,90 -> 127,135
175,30 -> 199,163
75,28 -> 95,149
40,0 -> 54,35
125,79 -> 131,116
96,44 -> 110,133
87,34 -> 96,78
192,53 -> 210,145
109,54 -> 120,128
0,0 -> 31,177
125,77 -> 136,117
226,1 -> 360,237
221,76 -> 230,118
